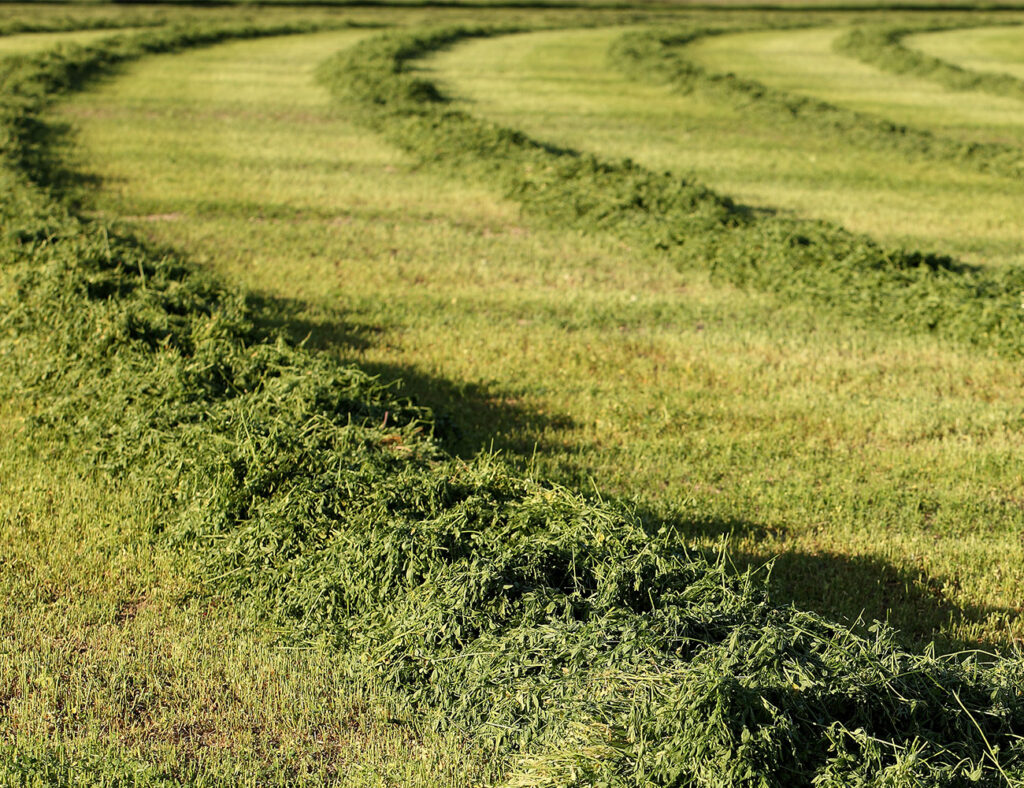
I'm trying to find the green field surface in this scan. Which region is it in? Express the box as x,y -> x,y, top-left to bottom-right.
0,28 -> 145,55
5,7 -> 1024,784
0,403 -> 490,784
907,23 -> 1024,81
58,22 -> 1024,654
686,24 -> 1024,144
0,23 -> 499,785
430,26 -> 1024,267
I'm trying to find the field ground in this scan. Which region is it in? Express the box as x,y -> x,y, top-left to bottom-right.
908,23 -> 1024,80
6,7 -> 1024,784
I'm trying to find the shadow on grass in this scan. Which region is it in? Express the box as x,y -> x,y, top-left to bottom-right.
746,548 -> 1018,655
247,293 -> 574,460
251,269 -> 1015,656
15,116 -> 103,208
249,293 -> 383,353
356,359 -> 575,459
592,496 -> 1020,655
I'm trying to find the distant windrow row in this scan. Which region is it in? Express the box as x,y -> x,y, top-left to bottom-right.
338,24 -> 1024,357
836,21 -> 1024,103
616,24 -> 1024,184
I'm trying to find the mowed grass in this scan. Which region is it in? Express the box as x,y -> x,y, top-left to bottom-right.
0,28 -> 146,55
687,23 -> 1024,145
0,399 -> 492,784
0,214 -> 490,779
0,24 -> 506,783
57,25 -> 1024,654
430,26 -> 1024,268
907,23 -> 1024,81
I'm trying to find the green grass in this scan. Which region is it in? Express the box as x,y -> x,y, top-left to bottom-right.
0,4 -> 161,26
0,19 -> 499,785
0,402 -> 491,785
834,21 -> 1024,111
55,21 -> 1024,658
430,26 -> 1024,268
689,23 -> 1024,142
8,38 -> 1024,777
907,23 -> 1024,81
0,8 -> 166,39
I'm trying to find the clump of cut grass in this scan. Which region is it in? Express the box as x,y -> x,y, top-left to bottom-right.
835,22 -> 1024,103
3,25 -> 1024,786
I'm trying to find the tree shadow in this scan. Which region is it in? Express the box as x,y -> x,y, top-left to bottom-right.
250,290 -> 1018,656
596,496 -> 1019,655
244,292 -> 573,461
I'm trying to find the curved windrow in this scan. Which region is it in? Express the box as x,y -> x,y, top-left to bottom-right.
695,24 -> 1024,143
433,26 -> 1024,268
837,23 -> 1024,104
618,23 -> 1024,173
411,25 -> 1024,349
6,21 -> 1024,788
908,23 -> 1024,82
326,26 -> 1024,657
